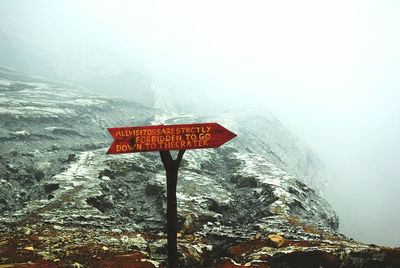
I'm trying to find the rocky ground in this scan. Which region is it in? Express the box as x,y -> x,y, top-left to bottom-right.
1,66 -> 399,267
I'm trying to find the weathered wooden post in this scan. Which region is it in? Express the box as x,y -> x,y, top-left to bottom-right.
159,150 -> 185,267
107,123 -> 236,267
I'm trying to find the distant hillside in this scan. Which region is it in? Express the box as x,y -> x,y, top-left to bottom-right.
0,31 -> 153,105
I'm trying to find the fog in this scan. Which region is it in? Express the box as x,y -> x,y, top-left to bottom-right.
1,0 -> 399,246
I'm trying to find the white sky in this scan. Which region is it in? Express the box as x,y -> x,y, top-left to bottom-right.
1,0 -> 400,246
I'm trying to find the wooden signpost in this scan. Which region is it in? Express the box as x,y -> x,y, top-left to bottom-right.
107,122 -> 237,267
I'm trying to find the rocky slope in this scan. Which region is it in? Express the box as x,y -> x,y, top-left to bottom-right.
0,66 -> 399,267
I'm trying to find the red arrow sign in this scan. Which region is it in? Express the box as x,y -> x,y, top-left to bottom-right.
107,123 -> 236,154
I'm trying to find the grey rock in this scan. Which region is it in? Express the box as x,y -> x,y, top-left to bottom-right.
145,182 -> 164,196
236,175 -> 257,188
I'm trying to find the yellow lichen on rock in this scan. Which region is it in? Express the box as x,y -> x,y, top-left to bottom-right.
267,234 -> 285,248
23,246 -> 35,251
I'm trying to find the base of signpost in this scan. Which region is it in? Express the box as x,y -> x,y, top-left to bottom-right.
159,150 -> 185,268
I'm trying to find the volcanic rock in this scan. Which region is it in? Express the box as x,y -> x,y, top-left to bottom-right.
0,66 -> 398,267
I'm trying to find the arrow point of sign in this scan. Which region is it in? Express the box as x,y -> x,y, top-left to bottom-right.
225,131 -> 237,144
214,123 -> 237,146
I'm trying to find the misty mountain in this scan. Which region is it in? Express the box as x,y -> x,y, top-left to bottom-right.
1,65 -> 399,267
0,31 -> 154,106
